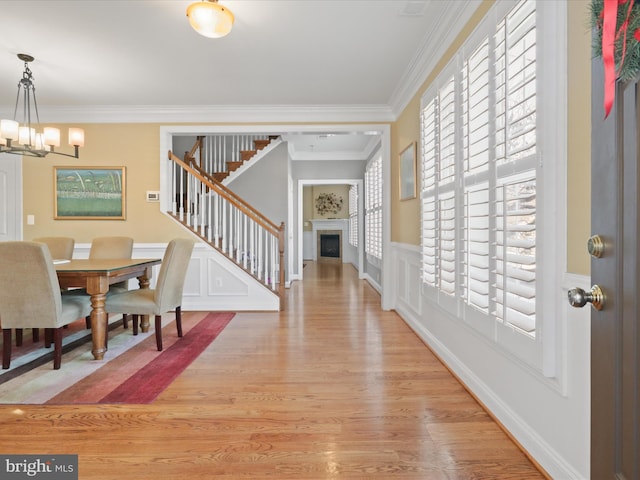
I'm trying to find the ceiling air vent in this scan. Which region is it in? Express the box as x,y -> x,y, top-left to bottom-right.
399,1 -> 427,16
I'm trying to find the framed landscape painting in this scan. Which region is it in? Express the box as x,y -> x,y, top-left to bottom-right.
54,166 -> 126,220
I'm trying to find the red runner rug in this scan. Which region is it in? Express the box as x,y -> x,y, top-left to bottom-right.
100,311 -> 233,403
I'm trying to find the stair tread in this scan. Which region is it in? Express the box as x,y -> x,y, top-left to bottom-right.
227,161 -> 243,172
240,150 -> 257,161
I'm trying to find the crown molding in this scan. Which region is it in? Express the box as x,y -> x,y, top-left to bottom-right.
0,104 -> 395,124
388,0 -> 483,117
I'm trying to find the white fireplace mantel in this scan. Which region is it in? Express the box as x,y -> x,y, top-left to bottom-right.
311,219 -> 349,231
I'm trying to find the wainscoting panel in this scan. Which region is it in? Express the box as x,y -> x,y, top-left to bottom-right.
392,242 -> 421,318
74,241 -> 279,312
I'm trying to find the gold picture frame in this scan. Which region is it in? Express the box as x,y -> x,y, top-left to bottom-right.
399,142 -> 417,200
54,166 -> 126,220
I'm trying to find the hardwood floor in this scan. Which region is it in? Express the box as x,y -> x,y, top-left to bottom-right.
0,262 -> 545,479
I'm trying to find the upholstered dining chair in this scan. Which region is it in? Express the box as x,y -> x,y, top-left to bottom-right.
33,236 -> 75,260
105,238 -> 195,351
85,236 -> 134,329
27,237 -> 76,345
89,236 -> 134,292
0,241 -> 92,369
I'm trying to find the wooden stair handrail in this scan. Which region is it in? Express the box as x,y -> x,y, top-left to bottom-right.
188,136 -> 202,164
169,150 -> 282,236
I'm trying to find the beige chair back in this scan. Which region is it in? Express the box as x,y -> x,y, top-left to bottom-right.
89,236 -> 134,292
89,236 -> 134,260
154,238 -> 195,313
0,241 -> 65,328
33,236 -> 75,260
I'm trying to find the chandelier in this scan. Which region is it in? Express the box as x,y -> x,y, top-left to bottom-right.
186,0 -> 234,38
0,54 -> 84,159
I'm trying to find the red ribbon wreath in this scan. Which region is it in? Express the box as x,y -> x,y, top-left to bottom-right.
602,0 -> 635,118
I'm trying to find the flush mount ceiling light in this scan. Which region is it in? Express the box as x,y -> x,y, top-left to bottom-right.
186,0 -> 234,38
0,54 -> 84,159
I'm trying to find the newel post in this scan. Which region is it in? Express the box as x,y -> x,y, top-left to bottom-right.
278,222 -> 285,311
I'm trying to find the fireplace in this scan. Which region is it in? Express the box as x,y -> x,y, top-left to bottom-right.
317,230 -> 342,263
320,234 -> 340,257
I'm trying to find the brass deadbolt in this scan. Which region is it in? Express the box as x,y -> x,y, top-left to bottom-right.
587,235 -> 604,258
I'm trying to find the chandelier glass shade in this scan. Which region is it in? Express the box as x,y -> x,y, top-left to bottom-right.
0,54 -> 84,159
186,0 -> 234,38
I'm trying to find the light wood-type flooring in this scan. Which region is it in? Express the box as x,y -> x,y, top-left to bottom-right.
0,262 -> 546,479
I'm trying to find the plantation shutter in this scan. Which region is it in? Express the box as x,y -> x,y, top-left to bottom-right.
349,184 -> 358,247
462,36 -> 491,313
365,155 -> 382,260
421,98 -> 437,287
493,0 -> 537,333
438,76 -> 456,296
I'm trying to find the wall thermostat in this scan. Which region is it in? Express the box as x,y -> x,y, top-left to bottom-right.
146,191 -> 160,202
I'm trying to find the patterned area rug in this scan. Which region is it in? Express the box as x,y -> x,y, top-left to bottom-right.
0,311 -> 234,404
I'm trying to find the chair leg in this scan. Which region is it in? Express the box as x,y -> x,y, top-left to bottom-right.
2,329 -> 12,369
53,327 -> 63,370
155,315 -> 163,351
175,306 -> 183,338
32,328 -> 40,343
44,328 -> 53,348
15,329 -> 23,347
132,315 -> 139,336
122,314 -> 129,329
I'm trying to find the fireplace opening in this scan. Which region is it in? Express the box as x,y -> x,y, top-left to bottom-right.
316,229 -> 342,263
320,234 -> 340,258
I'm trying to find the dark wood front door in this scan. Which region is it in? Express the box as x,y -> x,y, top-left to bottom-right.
590,56 -> 640,479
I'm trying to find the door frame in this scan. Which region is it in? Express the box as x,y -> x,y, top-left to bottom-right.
295,179 -> 364,282
0,153 -> 22,242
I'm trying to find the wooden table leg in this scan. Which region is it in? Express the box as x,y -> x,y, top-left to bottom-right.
137,267 -> 153,333
87,277 -> 109,360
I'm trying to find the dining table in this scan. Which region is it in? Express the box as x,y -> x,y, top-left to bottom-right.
55,258 -> 162,360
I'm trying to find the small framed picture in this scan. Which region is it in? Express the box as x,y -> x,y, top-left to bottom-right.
399,142 -> 416,201
54,166 -> 126,220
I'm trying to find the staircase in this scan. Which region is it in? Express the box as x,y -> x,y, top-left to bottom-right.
184,134 -> 281,183
167,135 -> 285,310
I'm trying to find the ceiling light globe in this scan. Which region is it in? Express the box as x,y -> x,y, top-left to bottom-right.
187,1 -> 234,38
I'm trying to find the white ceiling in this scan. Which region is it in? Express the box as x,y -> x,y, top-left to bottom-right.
0,0 -> 480,160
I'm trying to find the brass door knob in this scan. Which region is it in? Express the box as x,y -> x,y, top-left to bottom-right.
567,285 -> 604,311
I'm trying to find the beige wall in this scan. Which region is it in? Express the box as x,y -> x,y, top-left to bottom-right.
566,0 -> 591,276
302,186 -> 314,231
23,123 -> 190,243
389,0 -> 592,276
